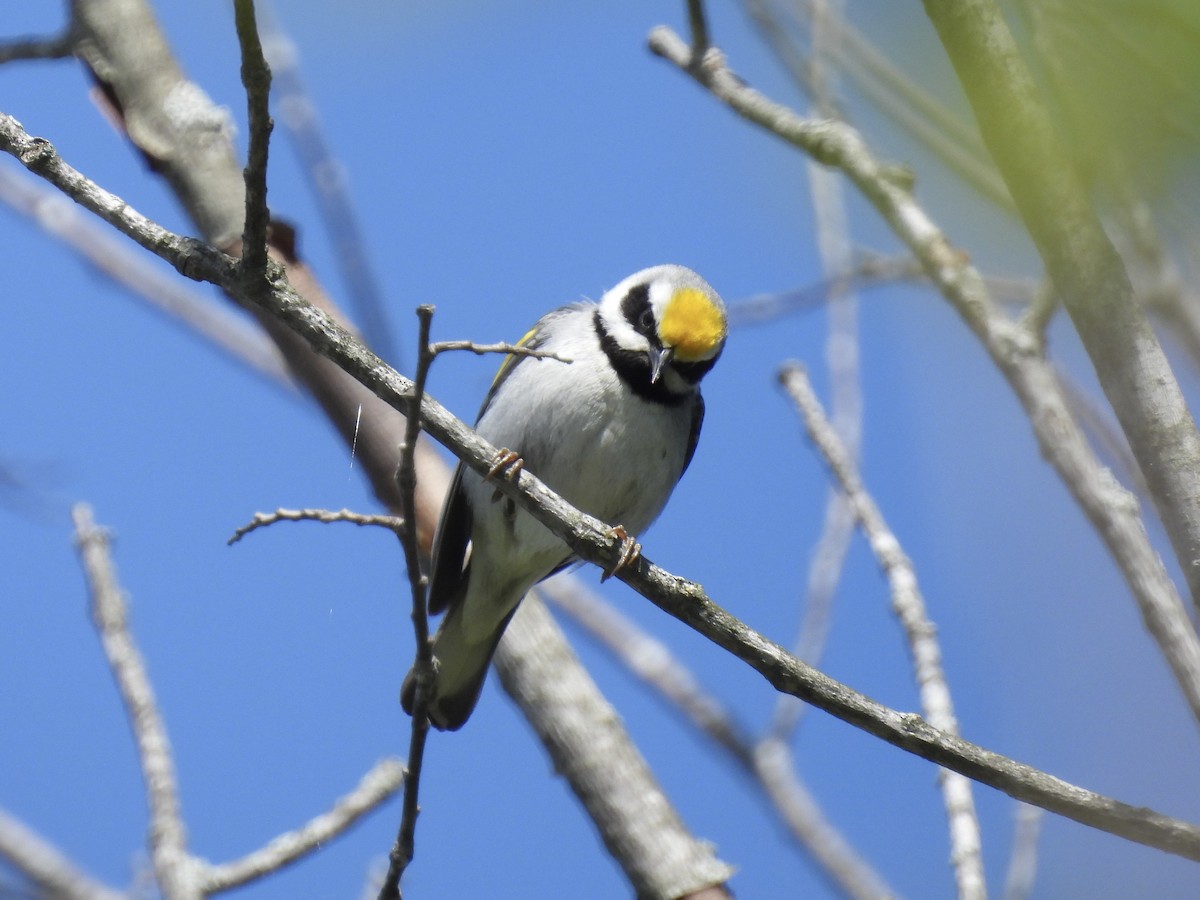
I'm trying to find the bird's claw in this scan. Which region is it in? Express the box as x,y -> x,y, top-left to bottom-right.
602,525 -> 641,582
486,448 -> 525,482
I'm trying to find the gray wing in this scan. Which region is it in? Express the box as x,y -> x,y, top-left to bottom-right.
427,303 -> 584,615
475,303 -> 583,420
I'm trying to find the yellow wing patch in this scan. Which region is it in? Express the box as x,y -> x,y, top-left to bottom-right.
490,325 -> 539,389
659,287 -> 728,362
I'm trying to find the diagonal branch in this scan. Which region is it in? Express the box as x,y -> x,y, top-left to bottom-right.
71,503 -> 197,900
201,759 -> 406,893
646,23 -> 1200,730
543,577 -> 895,900
497,595 -> 736,899
921,0 -> 1200,613
9,111 -> 1200,863
31,2 -> 742,890
0,806 -> 124,900
780,362 -> 984,899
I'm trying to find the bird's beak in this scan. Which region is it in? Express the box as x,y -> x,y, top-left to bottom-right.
648,345 -> 674,384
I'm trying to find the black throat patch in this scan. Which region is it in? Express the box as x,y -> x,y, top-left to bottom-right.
593,307 -> 687,406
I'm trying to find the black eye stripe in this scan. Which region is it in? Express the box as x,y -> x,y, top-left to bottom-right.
594,308 -> 685,405
620,283 -> 660,345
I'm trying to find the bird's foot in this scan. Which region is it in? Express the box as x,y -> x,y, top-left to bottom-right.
486,448 -> 525,482
601,525 -> 642,582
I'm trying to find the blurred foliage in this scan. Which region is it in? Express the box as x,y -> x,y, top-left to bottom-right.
1013,0 -> 1200,211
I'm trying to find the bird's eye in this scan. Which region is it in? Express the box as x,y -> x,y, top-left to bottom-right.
639,309 -> 654,332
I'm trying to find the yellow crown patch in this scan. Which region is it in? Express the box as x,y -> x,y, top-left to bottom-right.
659,287 -> 727,362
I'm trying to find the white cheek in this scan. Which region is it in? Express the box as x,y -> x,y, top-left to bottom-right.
607,316 -> 650,352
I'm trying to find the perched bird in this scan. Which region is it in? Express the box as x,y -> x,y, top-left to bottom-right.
401,264 -> 728,730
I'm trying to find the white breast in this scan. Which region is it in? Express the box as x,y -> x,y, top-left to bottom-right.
463,305 -> 695,565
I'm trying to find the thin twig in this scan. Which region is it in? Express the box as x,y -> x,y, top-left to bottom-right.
772,0 -> 864,744
379,306 -> 437,900
780,363 -> 986,900
0,31 -> 74,64
753,738 -> 898,900
726,253 -> 924,328
0,806 -> 123,900
542,578 -> 755,765
202,758 -> 406,893
8,123 -> 1200,859
258,6 -> 397,362
429,340 -> 572,365
226,507 -> 405,545
234,0 -> 273,277
747,0 -> 1013,210
1000,804 -> 1043,900
1017,278 -> 1058,343
686,0 -> 710,56
0,165 -> 292,388
71,504 -> 197,900
727,254 -> 1037,330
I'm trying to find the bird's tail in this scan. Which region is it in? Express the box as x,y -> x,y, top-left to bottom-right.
400,597 -> 519,731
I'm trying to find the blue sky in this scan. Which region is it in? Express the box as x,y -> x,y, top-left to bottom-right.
3,2 -> 1200,898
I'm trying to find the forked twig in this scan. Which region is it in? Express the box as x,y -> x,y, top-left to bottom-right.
429,339 -> 572,366
227,507 -> 405,545
379,306 -> 437,899
779,363 -> 986,899
203,759 -> 406,893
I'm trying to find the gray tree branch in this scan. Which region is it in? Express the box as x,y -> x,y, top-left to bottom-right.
0,806 -> 123,900
4,118 -> 1196,861
27,2 -> 738,894
72,503 -> 198,900
921,0 -> 1200,613
647,22 -> 1200,731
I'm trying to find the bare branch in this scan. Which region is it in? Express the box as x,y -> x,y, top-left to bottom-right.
233,0 -> 272,277
543,578 -> 895,900
772,0 -> 863,743
753,738 -> 897,900
379,308 -> 437,899
0,165 -> 292,388
71,503 -> 198,900
0,31 -> 74,64
726,253 -> 924,328
202,759 -> 405,893
496,595 -> 736,898
780,363 -> 985,900
226,507 -> 405,546
0,112 -> 236,283
12,121 -> 1200,861
922,0 -> 1200,613
429,340 -> 573,365
0,806 -> 123,900
647,23 -> 1200,731
257,9 -> 396,361
1001,804 -> 1043,900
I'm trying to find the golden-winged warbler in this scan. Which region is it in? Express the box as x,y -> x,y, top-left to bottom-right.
402,264 -> 727,730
